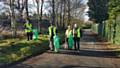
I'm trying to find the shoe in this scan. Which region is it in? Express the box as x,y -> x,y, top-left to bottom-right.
77,49 -> 80,52
74,49 -> 77,51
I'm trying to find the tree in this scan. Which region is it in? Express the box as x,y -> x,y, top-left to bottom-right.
46,0 -> 87,28
67,0 -> 71,25
9,0 -> 17,38
35,0 -> 40,31
24,0 -> 29,20
59,0 -> 63,27
52,0 -> 55,26
87,0 -> 109,35
40,0 -> 44,31
108,0 -> 120,43
15,0 -> 26,18
54,0 -> 60,28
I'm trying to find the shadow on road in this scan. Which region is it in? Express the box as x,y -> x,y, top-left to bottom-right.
47,49 -> 119,58
9,63 -> 107,68
61,65 -> 106,68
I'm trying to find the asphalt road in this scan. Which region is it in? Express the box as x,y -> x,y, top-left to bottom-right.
9,29 -> 120,68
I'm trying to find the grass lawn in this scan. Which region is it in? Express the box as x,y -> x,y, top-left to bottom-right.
0,32 -> 65,66
0,35 -> 49,65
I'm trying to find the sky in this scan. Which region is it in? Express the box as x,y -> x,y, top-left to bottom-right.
81,0 -> 88,5
28,0 -> 49,14
29,0 -> 89,22
79,0 -> 89,22
83,6 -> 89,22
0,0 -> 89,22
28,0 -> 89,13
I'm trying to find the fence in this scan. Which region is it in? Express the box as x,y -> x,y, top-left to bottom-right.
91,15 -> 120,45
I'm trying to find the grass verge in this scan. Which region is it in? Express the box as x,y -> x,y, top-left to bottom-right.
0,35 -> 49,66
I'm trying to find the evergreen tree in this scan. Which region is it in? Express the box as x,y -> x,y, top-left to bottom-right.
87,0 -> 108,35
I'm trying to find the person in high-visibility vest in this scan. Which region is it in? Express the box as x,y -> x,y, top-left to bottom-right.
24,20 -> 33,41
65,25 -> 74,49
48,24 -> 57,51
73,24 -> 81,50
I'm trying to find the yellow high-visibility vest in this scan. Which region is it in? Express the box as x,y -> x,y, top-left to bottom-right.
53,27 -> 56,35
49,26 -> 53,36
48,26 -> 56,36
24,23 -> 32,32
66,29 -> 72,38
73,28 -> 81,38
77,28 -> 80,38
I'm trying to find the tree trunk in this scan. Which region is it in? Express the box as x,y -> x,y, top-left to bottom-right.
55,1 -> 59,28
67,0 -> 71,25
39,0 -> 44,32
52,0 -> 55,25
59,1 -> 63,27
113,15 -> 117,44
17,0 -> 25,19
62,0 -> 66,28
10,0 -> 17,38
25,0 -> 29,19
36,0 -> 40,31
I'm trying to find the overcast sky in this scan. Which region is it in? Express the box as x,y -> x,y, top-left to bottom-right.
28,0 -> 88,13
0,0 -> 89,14
28,0 -> 89,22
0,0 -> 89,22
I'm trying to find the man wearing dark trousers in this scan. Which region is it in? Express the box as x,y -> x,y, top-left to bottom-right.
48,24 -> 57,51
24,20 -> 33,41
73,24 -> 81,51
